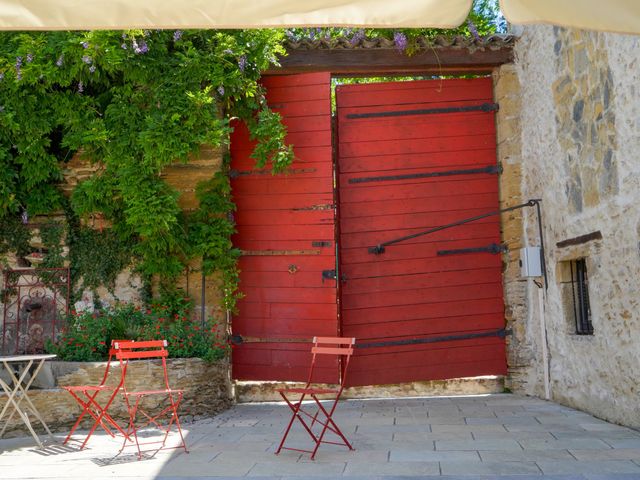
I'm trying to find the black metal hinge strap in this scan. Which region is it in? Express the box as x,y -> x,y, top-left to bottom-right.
348,165 -> 501,184
356,328 -> 509,349
230,335 -> 311,345
437,243 -> 507,256
369,199 -> 539,255
229,329 -> 510,347
346,102 -> 499,120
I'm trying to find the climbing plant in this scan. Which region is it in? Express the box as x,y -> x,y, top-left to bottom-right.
0,29 -> 290,310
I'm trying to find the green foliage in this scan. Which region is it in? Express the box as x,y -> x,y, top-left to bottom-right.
39,222 -> 65,268
0,216 -> 30,265
0,29 -> 289,309
46,299 -> 228,362
68,226 -> 135,293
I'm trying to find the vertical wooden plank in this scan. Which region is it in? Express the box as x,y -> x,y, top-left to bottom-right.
230,73 -> 338,383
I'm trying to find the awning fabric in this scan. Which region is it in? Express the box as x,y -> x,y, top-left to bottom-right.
0,0 -> 638,34
501,0 -> 640,35
0,0 -> 472,30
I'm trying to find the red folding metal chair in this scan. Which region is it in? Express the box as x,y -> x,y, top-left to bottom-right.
275,336 -> 356,460
114,340 -> 188,459
63,339 -> 131,449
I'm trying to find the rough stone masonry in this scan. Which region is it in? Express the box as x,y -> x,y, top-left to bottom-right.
506,25 -> 640,427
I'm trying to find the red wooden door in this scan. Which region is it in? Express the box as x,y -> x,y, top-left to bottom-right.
337,78 -> 506,387
230,73 -> 339,383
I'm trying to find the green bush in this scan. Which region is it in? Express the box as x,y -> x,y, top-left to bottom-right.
46,300 -> 228,362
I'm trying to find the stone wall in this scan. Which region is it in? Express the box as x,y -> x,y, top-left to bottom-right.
493,64 -> 539,395
510,25 -> 640,426
0,358 -> 232,437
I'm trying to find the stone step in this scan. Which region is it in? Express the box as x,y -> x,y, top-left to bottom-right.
235,375 -> 505,403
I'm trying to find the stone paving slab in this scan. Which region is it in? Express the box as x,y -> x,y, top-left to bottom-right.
2,394 -> 640,478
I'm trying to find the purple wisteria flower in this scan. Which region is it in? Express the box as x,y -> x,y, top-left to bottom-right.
89,65 -> 96,73
122,33 -> 127,39
26,53 -> 33,63
21,209 -> 28,224
217,86 -> 225,96
121,43 -> 128,50
223,49 -> 233,55
238,55 -> 247,72
82,55 -> 92,64
173,30 -> 183,42
82,41 -> 89,49
77,81 -> 84,93
393,31 -> 408,52
350,29 -> 365,46
133,39 -> 149,54
56,54 -> 64,67
15,56 -> 22,80
285,30 -> 296,40
467,20 -> 481,40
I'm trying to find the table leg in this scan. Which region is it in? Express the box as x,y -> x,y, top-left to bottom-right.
9,359 -> 54,437
0,360 -> 35,433
0,359 -> 55,446
0,377 -> 44,448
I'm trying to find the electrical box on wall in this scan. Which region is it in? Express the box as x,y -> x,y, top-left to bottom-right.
520,247 -> 542,277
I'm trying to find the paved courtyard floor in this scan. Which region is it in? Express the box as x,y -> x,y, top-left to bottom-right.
1,394 -> 640,479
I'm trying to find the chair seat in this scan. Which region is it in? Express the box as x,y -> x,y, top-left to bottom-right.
278,387 -> 338,395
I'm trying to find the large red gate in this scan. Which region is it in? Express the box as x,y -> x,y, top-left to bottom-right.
336,78 -> 506,387
230,73 -> 339,383
231,75 -> 506,386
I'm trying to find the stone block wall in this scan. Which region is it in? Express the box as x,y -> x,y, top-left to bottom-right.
493,64 -> 545,396
0,358 -> 232,437
511,25 -> 640,426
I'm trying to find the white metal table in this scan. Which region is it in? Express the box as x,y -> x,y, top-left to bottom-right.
0,353 -> 56,448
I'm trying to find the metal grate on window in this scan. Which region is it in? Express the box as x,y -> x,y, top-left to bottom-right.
569,259 -> 593,335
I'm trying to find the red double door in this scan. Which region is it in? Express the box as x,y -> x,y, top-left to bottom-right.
230,73 -> 506,387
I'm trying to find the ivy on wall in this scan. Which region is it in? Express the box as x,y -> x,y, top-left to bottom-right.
0,29 -> 291,309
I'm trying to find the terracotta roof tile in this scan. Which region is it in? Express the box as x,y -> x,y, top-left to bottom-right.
286,35 -> 515,53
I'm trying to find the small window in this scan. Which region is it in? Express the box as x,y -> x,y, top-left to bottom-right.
568,259 -> 593,335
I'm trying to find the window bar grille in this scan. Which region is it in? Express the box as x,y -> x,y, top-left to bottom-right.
572,259 -> 593,335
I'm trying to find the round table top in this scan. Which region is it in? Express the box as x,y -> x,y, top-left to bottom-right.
0,354 -> 57,362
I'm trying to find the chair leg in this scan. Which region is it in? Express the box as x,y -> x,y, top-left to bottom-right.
162,392 -> 188,453
276,393 -> 310,454
314,396 -> 354,451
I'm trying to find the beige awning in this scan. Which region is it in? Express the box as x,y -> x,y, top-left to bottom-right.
0,0 -> 472,30
0,0 -> 638,34
501,0 -> 640,35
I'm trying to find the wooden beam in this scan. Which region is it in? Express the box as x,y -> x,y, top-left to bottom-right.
268,46 -> 514,76
556,231 -> 603,248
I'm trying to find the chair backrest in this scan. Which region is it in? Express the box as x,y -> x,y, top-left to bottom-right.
307,337 -> 356,389
96,339 -> 129,387
114,339 -> 171,390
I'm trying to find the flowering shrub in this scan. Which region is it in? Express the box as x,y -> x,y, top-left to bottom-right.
46,301 -> 228,362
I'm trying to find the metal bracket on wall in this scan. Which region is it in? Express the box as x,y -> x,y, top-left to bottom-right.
368,199 -> 548,289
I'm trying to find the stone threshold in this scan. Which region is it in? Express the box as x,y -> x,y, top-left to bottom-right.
235,375 -> 505,402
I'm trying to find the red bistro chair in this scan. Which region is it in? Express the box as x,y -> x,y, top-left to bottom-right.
276,336 -> 356,460
113,340 -> 188,459
63,339 -> 131,449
